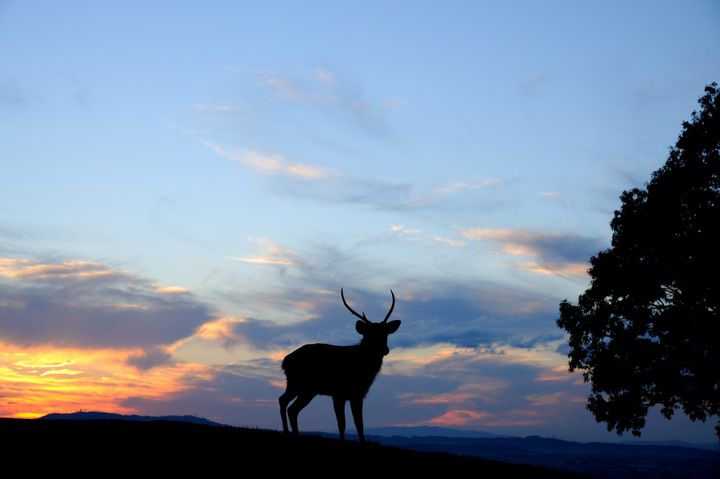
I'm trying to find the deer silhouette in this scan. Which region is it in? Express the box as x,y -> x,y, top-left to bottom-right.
279,288 -> 400,442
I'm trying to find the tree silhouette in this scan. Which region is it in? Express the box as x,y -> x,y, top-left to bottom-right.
557,83 -> 720,439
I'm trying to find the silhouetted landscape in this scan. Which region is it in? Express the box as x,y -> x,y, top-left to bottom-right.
1,416 -> 581,477
1,7 -> 718,478
40,410 -> 223,426
9,413 -> 716,477
365,431 -> 718,478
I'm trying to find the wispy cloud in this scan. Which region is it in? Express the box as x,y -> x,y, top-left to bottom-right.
230,237 -> 300,267
204,138 -> 499,211
390,225 -> 421,236
204,141 -> 331,180
459,227 -> 601,278
195,68 -> 498,210
525,391 -> 586,407
280,175 -> 502,212
521,262 -> 589,277
539,191 -> 559,199
236,67 -> 401,133
389,226 -> 467,248
430,236 -> 466,247
263,77 -> 307,101
399,383 -> 504,406
189,103 -> 250,125
403,180 -> 502,207
0,258 -> 124,281
258,68 -> 378,114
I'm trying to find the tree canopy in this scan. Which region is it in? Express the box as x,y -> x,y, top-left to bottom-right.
557,83 -> 720,438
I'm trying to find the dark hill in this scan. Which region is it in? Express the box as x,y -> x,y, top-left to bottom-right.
40,410 -> 222,426
0,418 -> 583,476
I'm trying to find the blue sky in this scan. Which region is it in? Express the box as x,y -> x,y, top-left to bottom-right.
0,1 -> 718,442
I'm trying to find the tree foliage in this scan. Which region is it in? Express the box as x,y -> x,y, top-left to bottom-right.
557,83 -> 720,438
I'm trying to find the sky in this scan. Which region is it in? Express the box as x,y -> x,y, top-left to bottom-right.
1,1 -> 718,443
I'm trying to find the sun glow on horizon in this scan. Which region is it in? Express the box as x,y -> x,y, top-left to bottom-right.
0,341 -> 210,419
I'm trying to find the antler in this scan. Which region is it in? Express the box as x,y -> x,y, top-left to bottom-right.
382,289 -> 396,323
341,288 -> 369,323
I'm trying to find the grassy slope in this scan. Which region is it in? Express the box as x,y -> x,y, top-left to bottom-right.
0,418 -> 585,476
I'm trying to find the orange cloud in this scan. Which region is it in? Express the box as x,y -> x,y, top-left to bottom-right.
205,142 -> 331,180
0,258 -> 122,281
536,365 -> 575,382
0,341 -> 209,419
194,316 -> 245,342
467,343 -> 569,372
457,228 -> 593,279
153,285 -> 189,294
268,350 -> 291,362
519,262 -> 589,277
384,344 -> 476,375
407,406 -> 555,429
427,409 -> 489,426
398,383 -> 507,406
268,379 -> 286,389
230,237 -> 300,266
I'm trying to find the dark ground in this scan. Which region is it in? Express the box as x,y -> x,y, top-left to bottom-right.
372,434 -> 719,479
0,418 -> 584,476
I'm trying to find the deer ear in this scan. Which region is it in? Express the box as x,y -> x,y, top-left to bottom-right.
385,320 -> 401,334
356,320 -> 368,334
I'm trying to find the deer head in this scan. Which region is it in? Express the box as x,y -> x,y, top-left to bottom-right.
341,288 -> 401,356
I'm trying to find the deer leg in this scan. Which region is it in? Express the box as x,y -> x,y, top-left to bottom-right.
350,398 -> 365,443
332,396 -> 346,440
288,393 -> 315,435
279,388 -> 297,434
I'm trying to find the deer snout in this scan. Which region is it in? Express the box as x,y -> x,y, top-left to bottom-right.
383,345 -> 390,356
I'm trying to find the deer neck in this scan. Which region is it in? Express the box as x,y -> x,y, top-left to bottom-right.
357,341 -> 386,366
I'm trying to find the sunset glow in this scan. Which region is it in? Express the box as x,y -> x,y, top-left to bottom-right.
0,341 -> 209,418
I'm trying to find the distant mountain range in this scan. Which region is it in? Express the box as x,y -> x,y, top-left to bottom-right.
40,411 -> 223,427
364,425 -> 499,438
316,426 -> 718,478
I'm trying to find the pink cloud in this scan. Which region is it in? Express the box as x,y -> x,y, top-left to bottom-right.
427,409 -> 489,426
399,392 -> 478,406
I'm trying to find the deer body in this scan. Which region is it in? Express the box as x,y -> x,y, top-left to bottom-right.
282,343 -> 383,397
279,289 -> 400,442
